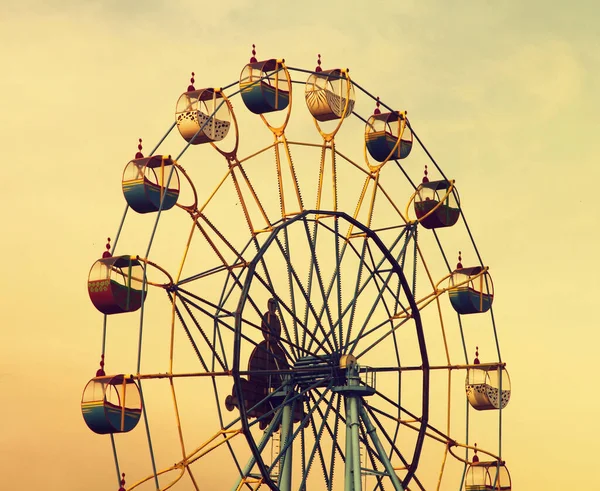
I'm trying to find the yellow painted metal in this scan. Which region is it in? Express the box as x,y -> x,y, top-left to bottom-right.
125,428 -> 242,490
120,377 -> 127,431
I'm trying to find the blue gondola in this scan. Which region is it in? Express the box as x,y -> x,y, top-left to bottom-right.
122,154 -> 179,214
240,57 -> 290,115
366,109 -> 412,162
449,262 -> 493,315
81,375 -> 142,434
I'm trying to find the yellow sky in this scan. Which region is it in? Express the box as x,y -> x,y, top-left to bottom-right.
1,1 -> 599,489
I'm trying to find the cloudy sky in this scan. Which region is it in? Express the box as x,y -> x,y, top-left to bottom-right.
1,1 -> 598,489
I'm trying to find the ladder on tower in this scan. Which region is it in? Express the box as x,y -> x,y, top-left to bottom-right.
270,429 -> 281,485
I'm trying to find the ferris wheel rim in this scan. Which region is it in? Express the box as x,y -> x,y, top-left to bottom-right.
227,209 -> 430,489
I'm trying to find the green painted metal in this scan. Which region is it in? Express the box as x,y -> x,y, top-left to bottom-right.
360,405 -> 404,490
278,388 -> 294,491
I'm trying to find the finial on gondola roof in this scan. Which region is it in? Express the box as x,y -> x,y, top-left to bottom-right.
472,444 -> 479,463
250,44 -> 257,63
422,164 -> 429,183
135,138 -> 144,159
474,347 -> 480,365
188,72 -> 195,92
373,97 -> 381,115
96,354 -> 105,377
315,53 -> 322,73
457,251 -> 463,270
103,238 -> 112,259
118,473 -> 126,491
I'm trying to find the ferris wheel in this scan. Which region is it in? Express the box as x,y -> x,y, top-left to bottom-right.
82,45 -> 512,491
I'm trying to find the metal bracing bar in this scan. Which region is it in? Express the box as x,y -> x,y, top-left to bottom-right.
360,405 -> 404,490
232,408 -> 284,491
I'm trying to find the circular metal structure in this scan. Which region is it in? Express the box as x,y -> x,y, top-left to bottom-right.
82,47 -> 511,491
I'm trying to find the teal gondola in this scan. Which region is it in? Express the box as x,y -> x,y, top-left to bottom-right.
240,58 -> 290,114
122,155 -> 179,214
414,179 -> 460,229
81,375 -> 142,434
449,265 -> 493,314
88,255 -> 146,315
366,110 -> 412,162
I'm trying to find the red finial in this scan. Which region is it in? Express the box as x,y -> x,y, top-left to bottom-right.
474,346 -> 480,365
187,71 -> 195,92
315,53 -> 322,73
135,138 -> 144,159
472,444 -> 479,463
118,472 -> 126,491
250,44 -> 257,63
96,354 -> 105,377
456,251 -> 463,270
103,238 -> 112,258
422,164 -> 429,183
374,97 -> 381,115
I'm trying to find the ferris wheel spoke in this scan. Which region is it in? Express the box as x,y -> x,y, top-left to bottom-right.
177,291 -> 293,369
358,421 -> 385,491
176,290 -> 239,368
280,225 -> 300,357
300,218 -> 348,357
301,218 -> 339,353
362,403 -> 413,482
296,223 -> 337,353
176,294 -> 227,371
296,387 -> 337,490
307,391 -> 345,469
345,262 -> 408,357
248,268 -> 335,361
271,232 -> 324,359
351,315 -> 413,360
327,393 -> 343,491
167,292 -> 210,372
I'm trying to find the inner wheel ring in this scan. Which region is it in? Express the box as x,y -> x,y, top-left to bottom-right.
230,210 -> 429,490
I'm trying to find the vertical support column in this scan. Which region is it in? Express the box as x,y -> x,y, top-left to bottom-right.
279,394 -> 294,491
344,395 -> 362,491
349,396 -> 363,491
342,355 -> 363,491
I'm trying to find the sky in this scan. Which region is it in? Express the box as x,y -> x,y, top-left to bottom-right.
1,0 -> 599,489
